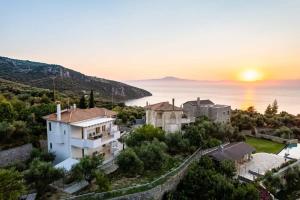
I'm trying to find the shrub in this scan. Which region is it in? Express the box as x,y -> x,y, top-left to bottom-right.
116,148 -> 144,177
125,125 -> 165,147
95,171 -> 111,192
136,139 -> 168,171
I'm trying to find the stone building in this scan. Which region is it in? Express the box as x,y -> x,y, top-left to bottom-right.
183,97 -> 231,123
145,99 -> 192,133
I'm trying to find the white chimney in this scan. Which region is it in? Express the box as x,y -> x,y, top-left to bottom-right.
57,103 -> 61,121
73,104 -> 76,110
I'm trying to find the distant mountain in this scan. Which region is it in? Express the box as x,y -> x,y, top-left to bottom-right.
131,76 -> 198,82
130,76 -> 300,86
0,56 -> 151,101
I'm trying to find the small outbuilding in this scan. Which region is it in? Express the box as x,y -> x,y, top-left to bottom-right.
209,142 -> 255,168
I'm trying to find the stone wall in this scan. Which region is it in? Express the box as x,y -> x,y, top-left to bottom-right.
69,145 -> 226,200
0,143 -> 33,167
242,130 -> 298,144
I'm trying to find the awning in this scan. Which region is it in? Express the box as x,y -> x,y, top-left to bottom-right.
54,158 -> 79,171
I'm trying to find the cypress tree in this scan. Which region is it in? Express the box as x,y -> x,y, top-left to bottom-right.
89,90 -> 95,108
79,95 -> 87,109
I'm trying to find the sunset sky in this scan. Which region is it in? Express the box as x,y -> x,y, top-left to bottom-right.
1,0 -> 300,81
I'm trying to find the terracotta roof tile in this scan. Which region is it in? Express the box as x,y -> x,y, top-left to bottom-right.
145,102 -> 182,111
43,107 -> 117,123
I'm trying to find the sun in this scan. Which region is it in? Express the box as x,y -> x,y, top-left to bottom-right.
240,69 -> 263,82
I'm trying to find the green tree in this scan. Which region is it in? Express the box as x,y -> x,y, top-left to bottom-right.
125,125 -> 165,147
0,121 -> 15,142
265,104 -> 273,116
11,121 -> 30,142
165,132 -> 190,154
136,139 -> 168,170
78,95 -> 87,109
116,148 -> 144,177
275,126 -> 293,139
30,148 -> 56,162
171,156 -> 259,200
263,171 -> 282,194
0,168 -> 26,200
271,99 -> 279,115
95,171 -> 111,192
0,100 -> 14,122
232,183 -> 259,200
89,90 -> 95,108
25,159 -> 64,195
71,155 -> 103,183
219,160 -> 236,178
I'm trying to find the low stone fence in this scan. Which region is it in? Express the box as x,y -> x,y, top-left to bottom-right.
242,130 -> 298,144
67,144 -> 228,200
0,143 -> 33,167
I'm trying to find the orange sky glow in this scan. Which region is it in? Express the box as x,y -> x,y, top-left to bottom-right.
1,1 -> 300,81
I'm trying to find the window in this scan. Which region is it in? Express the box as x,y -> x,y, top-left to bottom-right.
64,130 -> 66,135
96,127 -> 100,133
49,122 -> 52,131
170,112 -> 176,124
50,142 -> 52,149
102,125 -> 106,132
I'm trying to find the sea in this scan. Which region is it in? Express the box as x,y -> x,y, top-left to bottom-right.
125,79 -> 300,115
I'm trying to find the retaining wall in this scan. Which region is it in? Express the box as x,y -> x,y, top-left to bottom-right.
242,130 -> 298,144
0,143 -> 33,167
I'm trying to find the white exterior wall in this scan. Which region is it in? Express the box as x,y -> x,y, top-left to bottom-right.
47,121 -> 72,163
47,118 -> 121,163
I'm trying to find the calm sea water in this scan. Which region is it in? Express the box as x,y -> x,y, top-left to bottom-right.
125,80 -> 300,115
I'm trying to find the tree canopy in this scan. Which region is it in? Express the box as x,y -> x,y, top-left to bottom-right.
0,168 -> 26,200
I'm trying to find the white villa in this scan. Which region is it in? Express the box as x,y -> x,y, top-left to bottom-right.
145,99 -> 193,133
43,104 -> 121,165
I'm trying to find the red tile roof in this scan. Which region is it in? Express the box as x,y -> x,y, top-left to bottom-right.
43,107 -> 117,123
145,102 -> 182,111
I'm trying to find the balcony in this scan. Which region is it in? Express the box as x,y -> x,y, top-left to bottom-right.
71,137 -> 102,149
71,130 -> 121,149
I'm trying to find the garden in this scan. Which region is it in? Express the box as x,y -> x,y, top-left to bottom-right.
245,136 -> 285,154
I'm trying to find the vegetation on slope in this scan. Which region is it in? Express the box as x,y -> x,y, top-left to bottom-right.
0,56 -> 151,101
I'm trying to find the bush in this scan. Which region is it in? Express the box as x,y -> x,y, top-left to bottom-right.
30,148 -> 56,163
165,132 -> 190,154
275,126 -> 293,139
0,168 -> 26,200
70,155 -> 103,183
136,139 -> 168,171
25,159 -> 64,195
95,171 -> 111,192
116,148 -> 144,177
125,125 -> 165,147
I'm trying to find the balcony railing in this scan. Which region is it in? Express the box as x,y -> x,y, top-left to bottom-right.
71,131 -> 121,149
71,137 -> 102,149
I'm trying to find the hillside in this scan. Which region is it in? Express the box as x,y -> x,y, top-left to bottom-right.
0,56 -> 151,101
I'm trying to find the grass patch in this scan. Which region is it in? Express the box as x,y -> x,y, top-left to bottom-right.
245,136 -> 285,154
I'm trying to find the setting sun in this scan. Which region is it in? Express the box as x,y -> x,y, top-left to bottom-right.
240,69 -> 263,82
